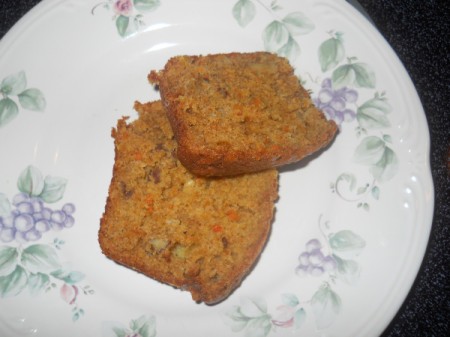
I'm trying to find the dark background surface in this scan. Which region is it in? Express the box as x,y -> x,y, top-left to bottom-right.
1,1 -> 449,336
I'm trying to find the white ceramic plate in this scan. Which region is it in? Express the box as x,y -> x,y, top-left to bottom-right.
0,1 -> 434,336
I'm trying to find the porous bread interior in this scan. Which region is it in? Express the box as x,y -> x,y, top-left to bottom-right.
149,52 -> 337,176
99,101 -> 278,304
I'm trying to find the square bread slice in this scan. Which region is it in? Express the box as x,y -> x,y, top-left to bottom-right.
99,101 -> 278,304
149,52 -> 337,176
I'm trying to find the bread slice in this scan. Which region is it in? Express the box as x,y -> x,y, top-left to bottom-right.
99,101 -> 278,304
149,52 -> 337,177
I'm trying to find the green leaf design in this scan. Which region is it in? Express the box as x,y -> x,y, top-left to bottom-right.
333,254 -> 361,285
354,136 -> 398,182
0,265 -> 28,298
329,230 -> 366,256
0,97 -> 19,127
281,293 -> 300,307
336,173 -> 357,192
356,184 -> 369,195
17,165 -> 45,196
18,88 -> 46,111
73,308 -> 85,322
0,71 -> 27,95
0,246 -> 19,277
102,321 -> 130,337
371,186 -> 380,200
27,272 -> 50,295
21,244 -> 61,274
383,134 -> 393,144
116,15 -> 130,37
130,315 -> 157,337
361,94 -> 391,114
224,306 -> 250,332
369,146 -> 398,182
40,175 -> 67,203
270,1 -> 282,11
281,12 -> 314,35
353,136 -> 386,165
0,193 -> 12,218
245,315 -> 272,337
111,326 -> 128,337
133,0 -> 160,12
277,36 -> 300,63
319,37 -> 345,72
357,108 -> 389,129
352,63 -> 376,88
331,64 -> 355,88
224,298 -> 272,336
294,308 -> 306,329
332,62 -> 375,88
50,269 -> 85,284
262,20 -> 290,53
311,284 -> 341,329
241,297 -> 268,317
232,0 -> 256,27
357,95 -> 391,129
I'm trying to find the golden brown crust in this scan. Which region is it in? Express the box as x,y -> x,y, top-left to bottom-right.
99,101 -> 278,304
149,52 -> 337,177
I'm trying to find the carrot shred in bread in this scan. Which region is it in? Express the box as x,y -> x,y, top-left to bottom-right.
149,52 -> 338,176
99,101 -> 278,304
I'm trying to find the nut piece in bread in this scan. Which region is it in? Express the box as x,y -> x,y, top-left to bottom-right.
99,101 -> 278,304
149,52 -> 337,176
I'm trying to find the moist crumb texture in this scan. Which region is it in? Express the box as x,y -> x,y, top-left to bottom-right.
149,52 -> 338,176
99,101 -> 279,304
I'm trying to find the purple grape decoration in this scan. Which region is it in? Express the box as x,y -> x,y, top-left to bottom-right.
313,78 -> 358,125
296,238 -> 337,278
0,192 -> 76,243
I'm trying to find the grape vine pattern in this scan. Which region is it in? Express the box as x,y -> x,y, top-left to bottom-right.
0,166 -> 74,243
225,217 -> 366,336
0,193 -> 75,244
294,217 -> 366,287
225,285 -> 340,336
295,238 -> 338,278
314,31 -> 398,210
0,166 -> 93,321
313,78 -> 358,125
